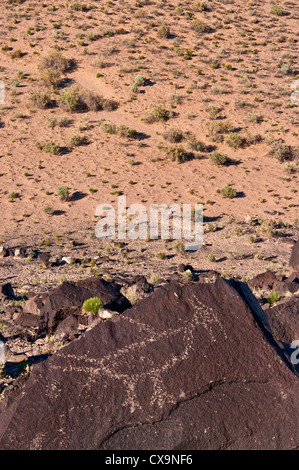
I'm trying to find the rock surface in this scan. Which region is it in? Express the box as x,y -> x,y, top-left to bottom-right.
290,239 -> 299,274
0,277 -> 298,450
263,296 -> 299,345
35,277 -> 131,335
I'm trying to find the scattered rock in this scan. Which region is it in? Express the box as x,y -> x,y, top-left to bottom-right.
37,252 -> 51,268
247,270 -> 277,292
0,247 -> 8,258
0,284 -> 15,301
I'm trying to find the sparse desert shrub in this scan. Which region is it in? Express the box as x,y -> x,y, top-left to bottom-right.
208,120 -> 233,142
192,1 -> 210,12
70,134 -> 87,146
71,2 -> 85,11
10,49 -> 23,59
271,5 -> 284,16
117,125 -> 138,139
58,85 -> 116,112
270,140 -> 295,162
40,69 -> 62,88
191,19 -> 212,33
144,105 -> 171,123
208,253 -> 216,262
209,151 -> 228,166
134,75 -> 146,86
82,297 -> 103,313
157,24 -> 170,39
224,133 -> 246,149
280,63 -> 292,75
93,55 -> 107,68
43,141 -> 61,155
31,91 -> 52,109
186,134 -> 206,152
163,127 -> 185,143
101,121 -> 117,134
283,162 -> 298,174
208,106 -> 222,119
43,206 -> 54,216
58,186 -> 69,201
220,185 -> 237,199
39,51 -> 70,74
267,291 -> 280,305
165,145 -> 190,163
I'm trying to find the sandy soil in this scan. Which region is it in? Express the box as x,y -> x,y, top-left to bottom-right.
0,0 -> 298,285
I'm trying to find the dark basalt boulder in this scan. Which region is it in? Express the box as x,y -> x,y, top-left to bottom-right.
37,277 -> 131,335
263,295 -> 299,345
0,278 -> 298,450
247,270 -> 277,291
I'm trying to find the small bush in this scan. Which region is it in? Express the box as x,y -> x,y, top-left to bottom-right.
163,127 -> 185,143
267,291 -> 280,305
157,25 -> 170,39
134,75 -> 146,86
39,51 -> 70,74
270,140 -> 295,162
165,145 -> 190,163
220,185 -> 237,199
191,19 -> 212,33
31,91 -> 52,109
271,5 -> 284,15
10,49 -> 23,59
209,151 -> 228,166
224,133 -> 246,149
58,85 -> 116,112
101,121 -> 117,134
208,120 -> 233,142
82,297 -> 103,313
43,141 -> 61,155
58,186 -> 69,201
144,105 -> 171,123
70,134 -> 87,146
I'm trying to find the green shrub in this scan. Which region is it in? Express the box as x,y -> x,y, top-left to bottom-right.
144,105 -> 171,123
43,141 -> 61,155
224,133 -> 246,149
163,127 -> 185,143
209,151 -> 228,166
267,291 -> 280,305
165,145 -> 190,163
31,91 -> 52,109
271,5 -> 284,15
82,297 -> 103,313
208,120 -> 233,142
58,186 -> 69,201
220,185 -> 237,199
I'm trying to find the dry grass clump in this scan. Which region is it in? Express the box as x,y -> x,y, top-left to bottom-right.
191,19 -> 212,33
163,127 -> 185,143
144,105 -> 171,123
30,91 -> 52,109
208,120 -> 233,142
165,145 -> 192,163
58,85 -> 117,112
269,140 -> 297,162
38,51 -> 70,88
